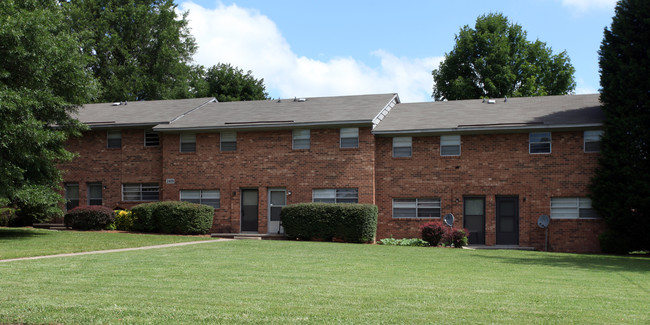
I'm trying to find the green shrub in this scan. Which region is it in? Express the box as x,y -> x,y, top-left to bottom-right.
443,228 -> 469,248
599,230 -> 633,254
380,237 -> 430,247
420,221 -> 448,246
0,207 -> 17,227
281,203 -> 378,243
131,201 -> 214,235
114,210 -> 135,231
9,186 -> 64,226
64,206 -> 115,230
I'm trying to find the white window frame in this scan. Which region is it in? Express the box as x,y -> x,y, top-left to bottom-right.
340,127 -> 359,148
87,182 -> 103,206
221,131 -> 237,152
392,198 -> 441,219
292,129 -> 310,150
440,135 -> 461,156
530,132 -> 552,154
180,133 -> 196,152
122,183 -> 160,201
550,197 -> 599,219
312,188 -> 358,203
584,130 -> 603,153
144,130 -> 160,147
107,130 -> 121,149
392,137 -> 412,157
180,189 -> 220,208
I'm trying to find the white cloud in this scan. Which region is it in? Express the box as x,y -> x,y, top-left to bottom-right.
559,0 -> 617,13
179,1 -> 441,102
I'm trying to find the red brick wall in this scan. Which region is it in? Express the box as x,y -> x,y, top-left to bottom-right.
374,131 -> 605,253
60,129 -> 163,210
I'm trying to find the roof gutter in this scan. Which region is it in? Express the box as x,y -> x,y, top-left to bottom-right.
153,119 -> 374,132
372,123 -> 604,136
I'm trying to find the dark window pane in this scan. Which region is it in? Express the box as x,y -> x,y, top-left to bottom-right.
340,137 -> 358,148
221,141 -> 237,151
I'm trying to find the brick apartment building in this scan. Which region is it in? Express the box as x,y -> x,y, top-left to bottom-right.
60,93 -> 605,253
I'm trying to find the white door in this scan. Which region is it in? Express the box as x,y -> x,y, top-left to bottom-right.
268,189 -> 286,234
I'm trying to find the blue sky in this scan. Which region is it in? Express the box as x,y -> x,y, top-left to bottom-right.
179,0 -> 617,102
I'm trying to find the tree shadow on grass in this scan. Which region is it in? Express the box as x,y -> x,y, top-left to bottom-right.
466,251 -> 650,274
0,227 -> 52,240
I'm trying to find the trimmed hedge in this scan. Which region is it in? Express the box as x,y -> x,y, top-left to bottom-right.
131,201 -> 214,235
281,203 -> 378,243
64,206 -> 115,230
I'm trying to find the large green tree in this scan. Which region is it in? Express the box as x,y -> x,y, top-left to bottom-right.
201,63 -> 269,102
64,0 -> 197,102
590,0 -> 650,253
432,13 -> 576,100
0,0 -> 97,223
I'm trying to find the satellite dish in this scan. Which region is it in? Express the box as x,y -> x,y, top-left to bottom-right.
443,213 -> 454,227
537,215 -> 550,228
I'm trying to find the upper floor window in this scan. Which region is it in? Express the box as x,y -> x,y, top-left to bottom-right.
393,137 -> 412,157
440,135 -> 461,156
122,183 -> 159,201
107,130 -> 121,148
180,189 -> 220,209
145,130 -> 160,147
584,130 -> 603,153
392,198 -> 441,218
87,182 -> 103,206
221,131 -> 237,152
180,133 -> 196,152
292,129 -> 310,150
312,188 -> 358,203
530,132 -> 551,154
550,197 -> 599,219
340,128 -> 359,148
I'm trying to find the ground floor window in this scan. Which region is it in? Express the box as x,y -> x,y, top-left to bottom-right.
64,183 -> 79,211
122,183 -> 159,201
550,197 -> 599,219
392,198 -> 441,218
180,190 -> 220,208
87,182 -> 103,205
312,189 -> 358,203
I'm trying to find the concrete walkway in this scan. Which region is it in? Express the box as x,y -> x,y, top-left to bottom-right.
0,238 -> 232,263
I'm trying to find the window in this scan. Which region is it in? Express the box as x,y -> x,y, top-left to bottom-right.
87,182 -> 102,205
312,189 -> 358,203
550,197 -> 599,219
107,130 -> 121,148
530,132 -> 551,154
221,131 -> 237,151
584,130 -> 603,153
340,128 -> 359,148
392,198 -> 441,218
292,129 -> 310,150
180,190 -> 220,208
145,130 -> 160,147
440,135 -> 461,156
180,133 -> 196,152
122,183 -> 159,201
393,137 -> 412,157
64,183 -> 79,211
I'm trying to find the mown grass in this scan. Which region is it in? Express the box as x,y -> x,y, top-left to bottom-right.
0,227 -> 212,259
1,240 -> 648,324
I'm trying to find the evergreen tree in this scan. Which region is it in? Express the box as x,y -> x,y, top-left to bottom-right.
432,13 -> 575,100
590,0 -> 650,253
0,0 -> 97,223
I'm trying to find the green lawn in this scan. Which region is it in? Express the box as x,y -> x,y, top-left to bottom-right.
0,227 -> 212,260
1,239 -> 648,324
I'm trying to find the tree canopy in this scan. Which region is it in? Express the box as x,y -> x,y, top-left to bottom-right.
198,63 -> 269,102
589,0 -> 650,253
63,0 -> 197,102
0,0 -> 97,223
432,13 -> 576,101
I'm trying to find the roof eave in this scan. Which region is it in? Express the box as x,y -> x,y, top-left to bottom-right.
153,120 -> 374,132
372,123 -> 604,136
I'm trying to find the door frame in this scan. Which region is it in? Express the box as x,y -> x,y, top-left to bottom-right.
496,196 -> 519,245
267,188 -> 286,234
240,188 -> 259,233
